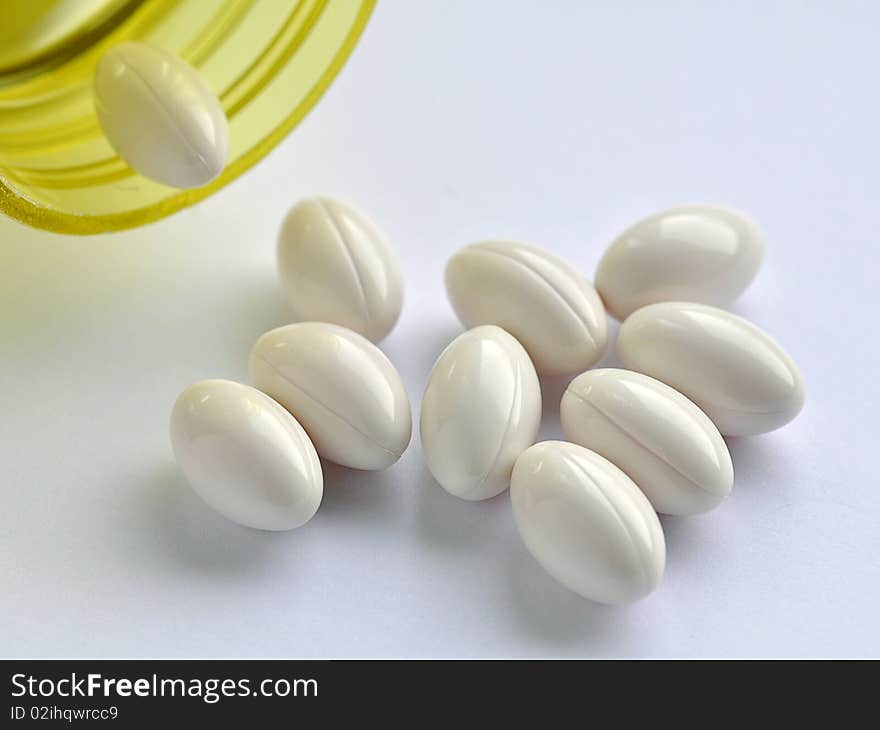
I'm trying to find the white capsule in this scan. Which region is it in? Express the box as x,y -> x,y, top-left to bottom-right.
595,205 -> 765,320
420,326 -> 541,501
249,322 -> 412,470
94,42 -> 228,189
511,441 -> 666,605
445,240 -> 607,375
618,302 -> 805,436
170,380 -> 322,531
277,198 -> 404,342
561,369 -> 733,515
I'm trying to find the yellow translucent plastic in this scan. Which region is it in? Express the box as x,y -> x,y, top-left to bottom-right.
0,0 -> 375,234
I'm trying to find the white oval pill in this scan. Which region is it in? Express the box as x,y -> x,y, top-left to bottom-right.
420,326 -> 541,501
618,302 -> 805,436
511,441 -> 665,605
595,206 -> 765,320
561,368 -> 733,515
170,380 -> 322,531
249,322 -> 412,470
95,42 -> 229,189
445,240 -> 608,375
277,198 -> 404,342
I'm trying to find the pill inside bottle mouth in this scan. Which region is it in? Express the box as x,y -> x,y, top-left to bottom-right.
94,41 -> 229,189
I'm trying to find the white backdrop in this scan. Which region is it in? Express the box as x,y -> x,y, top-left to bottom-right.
2,0 -> 878,658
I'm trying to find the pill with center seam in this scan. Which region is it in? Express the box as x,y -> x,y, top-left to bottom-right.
170,379 -> 322,531
511,441 -> 666,605
561,368 -> 733,515
277,197 -> 404,342
249,322 -> 412,470
445,240 -> 608,376
617,302 -> 805,436
94,41 -> 229,189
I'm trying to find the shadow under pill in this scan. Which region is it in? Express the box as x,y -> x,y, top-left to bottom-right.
537,374 -> 570,442
412,463 -> 504,553
315,460 -> 405,529
503,545 -> 624,647
658,513 -> 717,562
596,318 -> 622,368
123,462 -> 288,575
725,434 -> 802,497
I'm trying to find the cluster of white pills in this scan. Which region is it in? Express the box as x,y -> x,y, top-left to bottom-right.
170,199 -> 804,606
171,198 -> 411,530
90,42 -> 803,605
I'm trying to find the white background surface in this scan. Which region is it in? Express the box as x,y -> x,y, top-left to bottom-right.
2,0 -> 879,658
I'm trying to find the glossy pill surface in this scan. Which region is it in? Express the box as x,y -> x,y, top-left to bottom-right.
278,198 -> 404,342
511,441 -> 665,605
170,380 -> 322,531
249,322 -> 412,470
420,326 -> 541,500
445,240 -> 607,375
95,42 -> 228,189
595,206 -> 765,320
618,302 -> 805,436
561,369 -> 733,515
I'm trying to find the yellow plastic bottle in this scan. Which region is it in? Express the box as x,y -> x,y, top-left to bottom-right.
0,0 -> 375,234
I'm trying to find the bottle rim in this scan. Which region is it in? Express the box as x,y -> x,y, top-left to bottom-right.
0,0 -> 375,235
